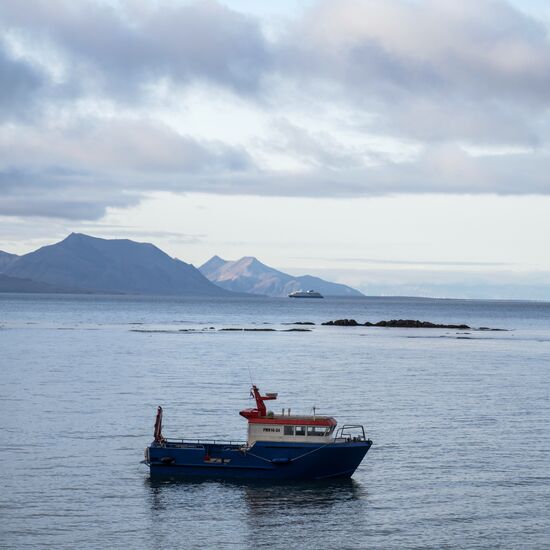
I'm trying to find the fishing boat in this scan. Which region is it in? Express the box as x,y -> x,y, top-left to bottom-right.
144,385 -> 372,480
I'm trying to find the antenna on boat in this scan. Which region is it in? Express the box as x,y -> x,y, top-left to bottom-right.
247,365 -> 254,387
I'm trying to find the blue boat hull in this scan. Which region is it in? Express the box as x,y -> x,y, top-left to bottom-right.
146,440 -> 372,481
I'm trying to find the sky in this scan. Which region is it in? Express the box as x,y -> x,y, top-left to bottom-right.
1,0 -> 549,299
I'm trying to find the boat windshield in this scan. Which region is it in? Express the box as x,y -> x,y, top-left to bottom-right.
283,425 -> 332,436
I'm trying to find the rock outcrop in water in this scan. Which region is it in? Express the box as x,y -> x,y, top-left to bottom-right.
322,319 -> 361,326
368,319 -> 470,329
322,319 -> 471,329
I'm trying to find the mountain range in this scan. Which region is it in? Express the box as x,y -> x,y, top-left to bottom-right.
0,273 -> 76,293
0,251 -> 17,272
199,255 -> 362,297
0,233 -> 362,297
1,233 -> 228,296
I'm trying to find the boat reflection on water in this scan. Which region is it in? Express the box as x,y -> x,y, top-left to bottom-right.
145,477 -> 368,547
146,477 -> 366,510
242,478 -> 366,514
144,478 -> 369,550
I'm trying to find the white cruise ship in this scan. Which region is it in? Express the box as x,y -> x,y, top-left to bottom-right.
288,289 -> 324,298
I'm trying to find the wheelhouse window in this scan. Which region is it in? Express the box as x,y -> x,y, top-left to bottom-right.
283,425 -> 331,436
307,426 -> 329,436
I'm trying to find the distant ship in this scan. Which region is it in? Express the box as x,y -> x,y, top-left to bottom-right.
144,385 -> 372,480
288,290 -> 324,298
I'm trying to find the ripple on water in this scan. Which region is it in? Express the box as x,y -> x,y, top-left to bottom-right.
1,295 -> 550,548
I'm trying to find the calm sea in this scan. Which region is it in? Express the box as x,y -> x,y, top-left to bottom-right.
1,294 -> 549,549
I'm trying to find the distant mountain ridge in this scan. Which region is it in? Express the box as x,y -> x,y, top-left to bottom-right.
0,234 -> 363,297
0,251 -> 18,272
199,255 -> 363,297
0,273 -> 80,293
4,233 -> 230,296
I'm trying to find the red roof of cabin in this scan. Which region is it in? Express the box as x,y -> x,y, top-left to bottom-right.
247,416 -> 336,427
239,386 -> 337,426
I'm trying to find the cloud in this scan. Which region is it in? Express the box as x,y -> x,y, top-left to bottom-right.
0,118 -> 252,219
280,0 -> 550,144
0,0 -> 270,99
0,166 -> 141,219
263,118 -> 371,170
220,144 -> 550,197
0,40 -> 49,121
366,144 -> 550,195
6,0 -> 549,145
1,125 -> 550,220
74,225 -> 205,244
294,257 -> 513,267
2,0 -> 550,221
3,118 -> 250,173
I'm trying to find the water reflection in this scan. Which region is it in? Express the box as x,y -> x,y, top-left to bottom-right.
241,479 -> 368,547
242,478 -> 366,514
145,476 -> 369,547
146,477 -> 366,513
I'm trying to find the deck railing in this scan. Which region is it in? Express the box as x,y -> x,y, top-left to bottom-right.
333,424 -> 368,442
161,438 -> 247,447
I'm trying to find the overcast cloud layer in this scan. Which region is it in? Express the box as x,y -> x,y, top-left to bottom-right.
1,0 -> 550,219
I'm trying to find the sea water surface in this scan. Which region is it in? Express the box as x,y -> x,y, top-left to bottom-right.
1,294 -> 549,549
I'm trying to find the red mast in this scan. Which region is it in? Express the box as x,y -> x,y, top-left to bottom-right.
239,385 -> 278,419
